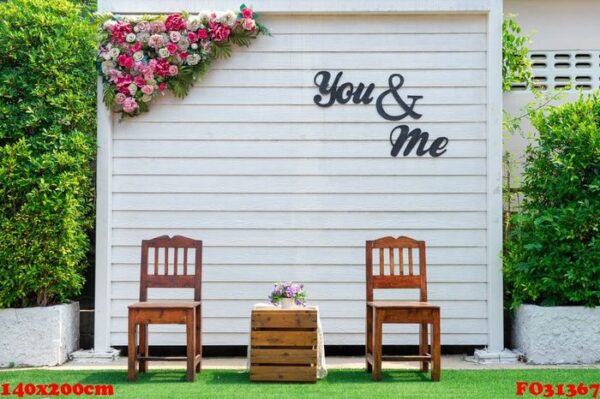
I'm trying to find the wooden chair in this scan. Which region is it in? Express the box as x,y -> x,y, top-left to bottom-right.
128,235 -> 202,382
365,236 -> 441,382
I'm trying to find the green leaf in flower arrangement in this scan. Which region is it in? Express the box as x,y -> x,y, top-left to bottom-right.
102,84 -> 116,108
211,41 -> 232,60
229,30 -> 254,48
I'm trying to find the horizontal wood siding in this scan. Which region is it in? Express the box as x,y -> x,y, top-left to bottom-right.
109,13 -> 488,346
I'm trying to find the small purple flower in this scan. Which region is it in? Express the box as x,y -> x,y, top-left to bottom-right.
269,281 -> 306,306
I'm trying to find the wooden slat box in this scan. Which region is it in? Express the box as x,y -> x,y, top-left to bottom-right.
250,308 -> 318,382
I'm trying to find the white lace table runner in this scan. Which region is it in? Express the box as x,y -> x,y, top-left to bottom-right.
247,303 -> 328,379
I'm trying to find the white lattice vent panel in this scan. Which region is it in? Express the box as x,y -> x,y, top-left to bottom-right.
511,51 -> 600,91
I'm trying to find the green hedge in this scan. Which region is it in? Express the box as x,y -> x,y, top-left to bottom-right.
0,0 -> 96,307
504,94 -> 600,308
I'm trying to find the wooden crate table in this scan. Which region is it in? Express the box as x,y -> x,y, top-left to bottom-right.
249,307 -> 319,382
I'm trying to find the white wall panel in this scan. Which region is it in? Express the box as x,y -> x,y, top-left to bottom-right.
103,12 -> 494,347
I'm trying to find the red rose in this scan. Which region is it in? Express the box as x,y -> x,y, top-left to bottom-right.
187,31 -> 198,43
131,41 -> 142,52
154,59 -> 171,77
197,29 -> 208,40
134,75 -> 146,87
165,13 -> 187,31
111,21 -> 132,44
179,52 -> 188,60
166,42 -> 178,55
158,82 -> 168,92
117,54 -> 134,69
242,7 -> 253,19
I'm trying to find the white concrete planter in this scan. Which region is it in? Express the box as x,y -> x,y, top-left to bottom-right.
0,302 -> 79,367
512,304 -> 600,364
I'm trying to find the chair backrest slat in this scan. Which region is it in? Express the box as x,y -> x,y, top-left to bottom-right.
139,235 -> 203,302
153,247 -> 159,275
366,236 -> 427,302
183,248 -> 188,275
399,248 -> 404,276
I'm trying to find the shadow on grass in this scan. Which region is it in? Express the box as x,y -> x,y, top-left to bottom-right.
78,370 -> 190,385
77,369 -> 432,386
203,369 -> 431,385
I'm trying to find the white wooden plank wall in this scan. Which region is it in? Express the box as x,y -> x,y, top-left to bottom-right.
109,14 -> 489,346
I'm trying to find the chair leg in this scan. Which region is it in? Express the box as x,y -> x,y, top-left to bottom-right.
195,305 -> 202,373
420,323 -> 429,372
186,310 -> 196,382
372,310 -> 383,382
365,305 -> 373,373
139,324 -> 148,373
128,314 -> 137,382
432,313 -> 441,382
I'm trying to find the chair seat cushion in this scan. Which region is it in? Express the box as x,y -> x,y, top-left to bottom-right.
367,301 -> 439,309
128,300 -> 201,309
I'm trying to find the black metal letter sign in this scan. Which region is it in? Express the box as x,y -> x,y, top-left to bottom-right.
313,71 -> 449,157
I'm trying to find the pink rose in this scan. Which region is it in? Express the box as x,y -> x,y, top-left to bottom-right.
209,22 -> 231,42
197,29 -> 208,40
134,75 -> 146,87
166,42 -> 178,55
242,7 -> 253,19
143,71 -> 154,81
242,18 -> 256,31
179,52 -> 188,60
122,97 -> 138,113
168,65 -> 179,76
150,21 -> 166,33
116,75 -> 133,93
117,54 -> 134,69
109,69 -> 123,83
141,85 -> 154,95
115,93 -> 127,105
165,13 -> 187,31
187,31 -> 198,43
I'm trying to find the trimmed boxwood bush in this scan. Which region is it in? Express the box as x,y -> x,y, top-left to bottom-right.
0,0 -> 96,307
504,94 -> 600,308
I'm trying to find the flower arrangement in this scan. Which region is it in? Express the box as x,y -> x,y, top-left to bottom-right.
269,282 -> 306,307
96,4 -> 269,118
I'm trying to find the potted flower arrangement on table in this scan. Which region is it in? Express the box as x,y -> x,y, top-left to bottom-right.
269,282 -> 306,309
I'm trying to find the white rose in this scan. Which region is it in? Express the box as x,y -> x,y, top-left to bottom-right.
187,17 -> 201,31
133,51 -> 144,62
222,10 -> 237,27
187,53 -> 201,66
158,47 -> 170,58
101,60 -> 115,74
169,31 -> 181,43
128,83 -> 138,95
146,78 -> 157,86
191,43 -> 198,50
103,19 -> 116,31
198,11 -> 211,23
142,94 -> 153,103
177,37 -> 189,50
126,33 -> 137,43
109,47 -> 120,59
137,32 -> 150,43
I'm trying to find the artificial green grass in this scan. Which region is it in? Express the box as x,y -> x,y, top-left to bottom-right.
0,368 -> 599,398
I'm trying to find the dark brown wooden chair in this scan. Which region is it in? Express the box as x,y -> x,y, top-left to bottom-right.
128,235 -> 202,382
365,236 -> 441,382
